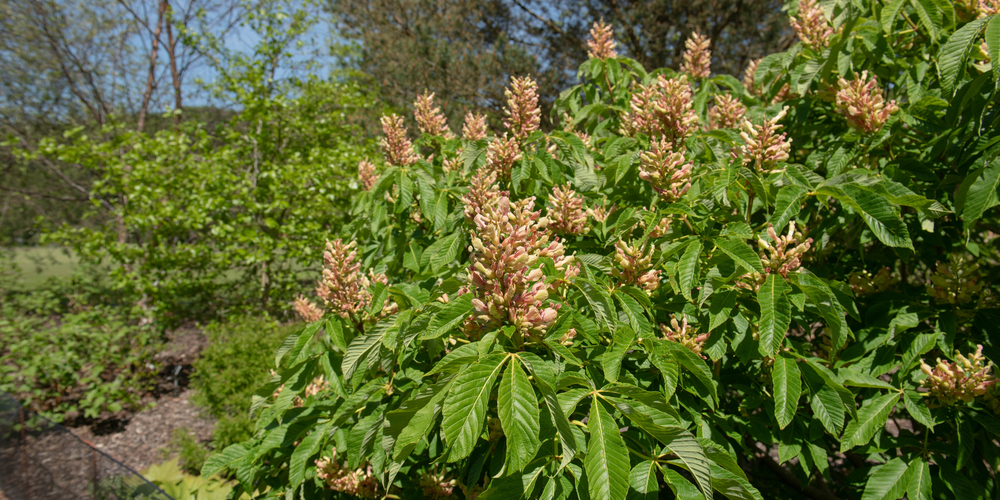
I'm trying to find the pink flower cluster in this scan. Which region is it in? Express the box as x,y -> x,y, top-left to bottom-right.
414,91 -> 454,138
380,114 -> 418,166
484,133 -> 522,181
358,159 -> 378,191
743,59 -> 760,95
708,93 -> 747,130
293,295 -> 323,323
612,239 -> 660,292
734,107 -> 791,174
920,345 -> 999,410
681,32 -> 712,79
835,71 -> 899,134
791,0 -> 835,50
546,183 -> 589,235
981,0 -> 1000,16
503,76 -> 541,139
660,314 -> 710,357
736,223 -> 812,292
315,449 -> 379,498
462,169 -> 503,222
587,20 -> 618,59
622,75 -> 699,143
462,112 -> 488,141
315,240 -> 393,320
927,255 -> 984,305
638,137 -> 693,202
419,469 -> 458,499
464,191 -> 572,339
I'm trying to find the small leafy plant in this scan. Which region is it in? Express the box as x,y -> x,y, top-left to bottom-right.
206,2 -> 1000,499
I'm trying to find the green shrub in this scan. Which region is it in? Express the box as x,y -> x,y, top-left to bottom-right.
208,2 -> 1000,499
0,300 -> 159,421
166,427 -> 214,475
192,317 -> 299,448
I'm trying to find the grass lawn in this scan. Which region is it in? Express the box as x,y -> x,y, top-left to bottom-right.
4,246 -> 79,290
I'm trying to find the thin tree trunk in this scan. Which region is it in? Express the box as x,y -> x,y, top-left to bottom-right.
137,0 -> 167,132
164,1 -> 183,127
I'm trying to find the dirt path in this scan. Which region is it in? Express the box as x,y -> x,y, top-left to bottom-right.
70,390 -> 214,473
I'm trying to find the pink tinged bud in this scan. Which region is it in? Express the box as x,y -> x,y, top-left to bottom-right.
735,107 -> 791,174
472,298 -> 488,313
835,71 -> 899,134
503,76 -> 541,139
293,295 -> 324,323
708,93 -> 747,130
681,31 -> 712,79
791,0 -> 835,50
587,20 -> 618,59
743,58 -> 761,95
357,159 -> 378,191
639,138 -> 693,202
462,112 -> 489,141
484,133 -> 522,181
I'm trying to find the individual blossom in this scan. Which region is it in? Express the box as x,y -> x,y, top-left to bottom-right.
587,19 -> 618,59
503,76 -> 541,139
358,159 -> 378,191
462,168 -> 503,222
315,239 -> 372,319
546,184 -> 590,235
380,114 -> 418,166
927,254 -> 985,305
293,295 -> 323,323
612,239 -> 660,292
736,222 -> 812,292
639,137 -> 693,202
414,91 -> 454,138
660,314 -> 710,357
734,107 -> 791,174
920,345 -> 998,407
708,93 -> 747,129
643,213 -> 671,238
465,194 -> 571,339
681,31 -> 712,79
303,375 -> 328,399
419,469 -> 458,500
848,267 -> 895,297
587,200 -> 615,223
558,327 -> 578,346
315,449 -> 379,499
743,58 -> 761,95
622,75 -> 699,143
771,83 -> 796,104
462,112 -> 489,141
484,133 -> 522,181
790,0 -> 835,50
443,156 -> 463,173
835,71 -> 899,134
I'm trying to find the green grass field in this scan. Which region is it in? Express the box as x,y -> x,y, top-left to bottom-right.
3,246 -> 79,290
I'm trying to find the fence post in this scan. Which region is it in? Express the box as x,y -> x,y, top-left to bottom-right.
20,405 -> 30,500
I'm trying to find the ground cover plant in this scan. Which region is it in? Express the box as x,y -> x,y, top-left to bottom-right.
205,1 -> 1000,498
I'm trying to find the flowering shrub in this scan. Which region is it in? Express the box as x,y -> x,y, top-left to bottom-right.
205,3 -> 1000,499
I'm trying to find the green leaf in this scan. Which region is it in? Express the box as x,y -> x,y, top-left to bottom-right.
528,365 -> 578,470
499,357 -> 541,472
325,318 -> 347,353
861,458 -> 909,500
817,183 -> 912,248
881,0 -> 907,33
909,0 -> 942,40
772,353 -> 801,430
938,18 -> 988,97
757,274 -> 792,357
423,232 -> 462,272
803,370 -> 846,435
201,443 -> 249,478
678,240 -> 703,301
275,322 -> 321,368
341,314 -> 398,380
390,375 -> 457,461
903,390 -> 935,429
770,185 -> 808,233
603,324 -> 636,383
629,461 -> 659,500
574,279 -> 616,332
422,293 -> 474,340
989,15 -> 1000,91
905,458 -> 933,500
441,353 -> 508,461
658,341 -> 718,408
841,393 -> 899,451
288,420 -> 330,488
614,403 -> 712,500
709,463 -> 765,500
714,238 -> 764,274
959,157 -> 1000,229
585,398 -> 630,500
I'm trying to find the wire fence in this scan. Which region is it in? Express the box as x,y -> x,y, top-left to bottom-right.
0,391 -> 174,500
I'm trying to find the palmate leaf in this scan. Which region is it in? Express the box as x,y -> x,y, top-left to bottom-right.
841,393 -> 899,451
629,461 -> 659,500
585,397 -> 630,500
905,458 -> 933,500
713,237 -> 763,274
770,185 -> 808,233
861,458 -> 909,500
958,157 -> 1000,229
817,183 -> 912,248
342,314 -> 398,380
498,357 -> 541,472
757,274 -> 792,357
441,353 -> 508,461
772,353 -> 801,430
803,368 -> 846,435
